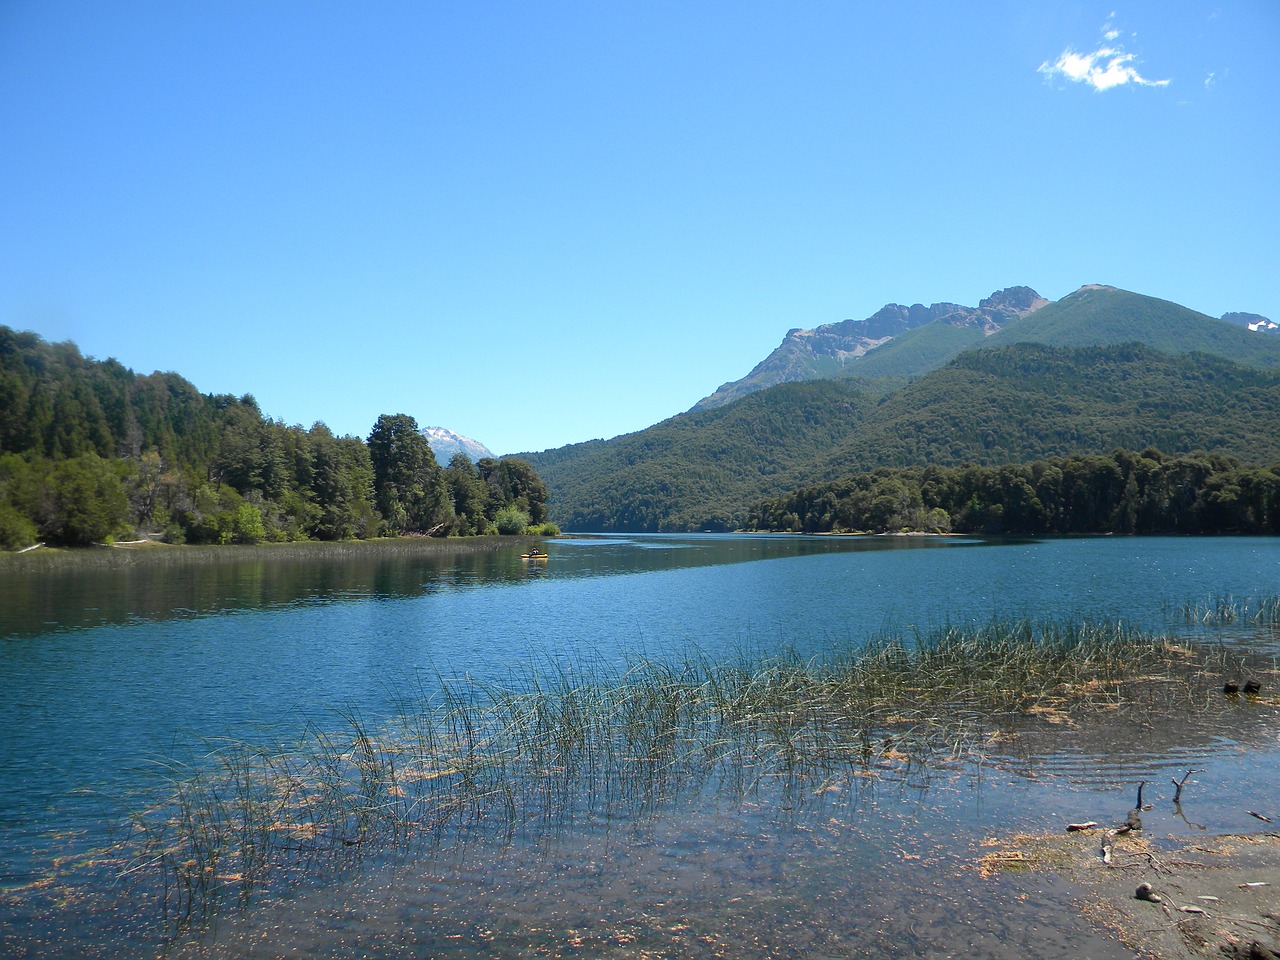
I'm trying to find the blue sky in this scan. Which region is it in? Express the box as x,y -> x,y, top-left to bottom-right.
2,2 -> 1276,456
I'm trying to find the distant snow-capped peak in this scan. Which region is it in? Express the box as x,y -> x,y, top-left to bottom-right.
421,426 -> 494,463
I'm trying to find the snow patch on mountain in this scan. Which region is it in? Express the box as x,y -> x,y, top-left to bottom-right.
422,427 -> 494,463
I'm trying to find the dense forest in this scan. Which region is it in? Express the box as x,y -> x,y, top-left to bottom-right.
0,327 -> 549,549
748,449 -> 1280,536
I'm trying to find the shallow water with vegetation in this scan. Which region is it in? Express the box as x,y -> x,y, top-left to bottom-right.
1,534 -> 1277,958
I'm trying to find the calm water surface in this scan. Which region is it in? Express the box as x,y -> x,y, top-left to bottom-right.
1,534 -> 1277,958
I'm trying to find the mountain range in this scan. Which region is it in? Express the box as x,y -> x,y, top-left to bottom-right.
523,284 -> 1280,531
693,284 -> 1277,411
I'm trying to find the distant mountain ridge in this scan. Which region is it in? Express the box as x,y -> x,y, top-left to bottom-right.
694,284 -> 1278,410
421,426 -> 493,463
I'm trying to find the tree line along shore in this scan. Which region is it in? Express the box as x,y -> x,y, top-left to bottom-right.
747,448 -> 1280,536
0,327 -> 554,550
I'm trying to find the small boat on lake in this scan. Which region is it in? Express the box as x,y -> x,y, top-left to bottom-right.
520,550 -> 549,561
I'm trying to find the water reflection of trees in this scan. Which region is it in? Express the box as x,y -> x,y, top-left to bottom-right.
0,540 -> 514,637
0,534 -> 976,637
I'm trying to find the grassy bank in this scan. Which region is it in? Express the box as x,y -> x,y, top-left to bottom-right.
0,535 -> 539,572
93,614 -> 1277,920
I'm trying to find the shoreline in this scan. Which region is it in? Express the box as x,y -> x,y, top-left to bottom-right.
0,535 -> 541,570
979,828 -> 1280,958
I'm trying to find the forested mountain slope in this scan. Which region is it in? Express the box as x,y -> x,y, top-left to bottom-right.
527,342 -> 1280,531
814,342 -> 1280,479
523,379 -> 869,531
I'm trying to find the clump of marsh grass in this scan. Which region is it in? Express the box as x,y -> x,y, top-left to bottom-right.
111,716 -> 419,921
1179,594 -> 1280,627
100,617 -> 1266,922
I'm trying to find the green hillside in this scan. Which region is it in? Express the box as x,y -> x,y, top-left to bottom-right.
984,285 -> 1280,368
523,379 -> 869,531
529,341 -> 1280,531
839,322 -> 986,380
815,342 -> 1280,480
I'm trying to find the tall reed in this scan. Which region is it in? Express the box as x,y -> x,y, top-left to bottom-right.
1179,594 -> 1280,627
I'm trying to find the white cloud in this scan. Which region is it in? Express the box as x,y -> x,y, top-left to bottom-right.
1039,20 -> 1170,92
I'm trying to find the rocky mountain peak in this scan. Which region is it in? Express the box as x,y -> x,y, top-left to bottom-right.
979,286 -> 1049,317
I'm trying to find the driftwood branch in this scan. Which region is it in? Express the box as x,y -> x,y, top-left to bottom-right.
1171,769 -> 1205,804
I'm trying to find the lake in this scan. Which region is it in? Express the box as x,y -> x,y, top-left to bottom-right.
1,534 -> 1277,958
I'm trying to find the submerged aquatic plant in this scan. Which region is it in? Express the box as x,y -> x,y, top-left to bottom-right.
95,617 -> 1268,921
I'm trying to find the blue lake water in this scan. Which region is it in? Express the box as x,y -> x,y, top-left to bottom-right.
1,534 -> 1277,958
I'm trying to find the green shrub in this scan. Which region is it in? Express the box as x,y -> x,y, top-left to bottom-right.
494,505 -> 530,536
47,454 -> 129,545
230,502 -> 266,544
0,502 -> 38,551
